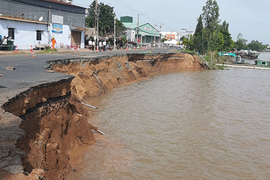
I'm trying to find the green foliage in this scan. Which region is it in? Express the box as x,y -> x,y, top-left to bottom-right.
247,40 -> 267,51
182,36 -> 194,50
116,19 -> 126,37
85,1 -> 96,28
234,33 -> 247,50
161,38 -> 166,42
85,1 -> 126,37
174,49 -> 196,54
202,0 -> 220,50
220,21 -> 234,51
193,0 -> 233,54
37,48 -> 58,54
209,31 -> 224,52
216,65 -> 225,70
193,15 -> 204,54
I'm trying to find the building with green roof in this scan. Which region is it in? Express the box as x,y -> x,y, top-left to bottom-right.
122,21 -> 160,44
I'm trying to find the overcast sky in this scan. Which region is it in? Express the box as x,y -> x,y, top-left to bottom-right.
73,0 -> 270,44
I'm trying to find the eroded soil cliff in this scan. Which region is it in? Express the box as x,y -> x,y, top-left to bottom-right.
1,53 -> 204,180
53,53 -> 203,99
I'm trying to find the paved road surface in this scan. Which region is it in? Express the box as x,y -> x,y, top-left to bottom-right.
0,48 -> 173,106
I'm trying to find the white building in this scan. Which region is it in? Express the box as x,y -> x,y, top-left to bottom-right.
0,0 -> 86,50
160,29 -> 194,46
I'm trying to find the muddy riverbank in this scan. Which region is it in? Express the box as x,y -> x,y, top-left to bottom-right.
0,53 -> 204,179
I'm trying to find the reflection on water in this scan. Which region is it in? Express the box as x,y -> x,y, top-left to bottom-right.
68,67 -> 270,179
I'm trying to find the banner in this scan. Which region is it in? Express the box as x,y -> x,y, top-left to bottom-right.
52,14 -> 63,24
165,34 -> 175,40
52,24 -> 63,33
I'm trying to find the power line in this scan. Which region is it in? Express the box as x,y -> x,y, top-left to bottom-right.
112,0 -> 142,14
111,0 -> 164,26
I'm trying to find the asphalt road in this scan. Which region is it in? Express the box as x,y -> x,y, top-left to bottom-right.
0,48 -> 173,106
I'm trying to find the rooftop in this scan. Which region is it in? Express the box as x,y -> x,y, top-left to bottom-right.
43,0 -> 85,8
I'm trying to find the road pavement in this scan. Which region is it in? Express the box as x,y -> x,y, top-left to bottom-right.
0,48 -> 173,106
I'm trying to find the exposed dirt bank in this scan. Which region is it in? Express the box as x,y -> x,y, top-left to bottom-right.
0,53 -> 204,180
52,53 -> 203,99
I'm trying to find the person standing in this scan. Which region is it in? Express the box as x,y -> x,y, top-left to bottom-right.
88,39 -> 93,50
3,36 -> 7,45
51,37 -> 57,49
103,41 -> 106,51
99,41 -> 102,51
2,36 -> 7,51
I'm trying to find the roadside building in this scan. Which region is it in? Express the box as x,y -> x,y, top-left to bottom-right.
160,29 -> 194,48
121,16 -> 160,45
180,28 -> 194,39
161,29 -> 194,46
0,0 -> 86,50
160,31 -> 181,46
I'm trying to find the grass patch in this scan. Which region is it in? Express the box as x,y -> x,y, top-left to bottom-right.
215,65 -> 225,70
37,48 -> 58,54
174,49 -> 196,54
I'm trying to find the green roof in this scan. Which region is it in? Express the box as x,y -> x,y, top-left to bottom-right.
123,22 -> 159,37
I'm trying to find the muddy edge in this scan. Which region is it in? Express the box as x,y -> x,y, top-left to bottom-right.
0,53 -> 204,180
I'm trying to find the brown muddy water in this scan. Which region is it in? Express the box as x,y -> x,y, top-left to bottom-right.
67,67 -> 270,179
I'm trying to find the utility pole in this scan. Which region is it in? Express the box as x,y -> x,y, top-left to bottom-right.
94,0 -> 98,50
114,15 -> 116,50
154,24 -> 158,44
97,8 -> 99,48
137,13 -> 139,44
159,24 -> 163,44
189,25 -> 191,41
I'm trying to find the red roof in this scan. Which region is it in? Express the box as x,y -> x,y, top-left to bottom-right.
43,0 -> 85,8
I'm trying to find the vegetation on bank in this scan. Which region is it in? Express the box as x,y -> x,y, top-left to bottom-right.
182,0 -> 268,55
234,33 -> 268,51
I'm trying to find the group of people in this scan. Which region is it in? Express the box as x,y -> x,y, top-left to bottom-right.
0,36 -> 9,51
88,39 -> 110,51
0,35 -> 8,45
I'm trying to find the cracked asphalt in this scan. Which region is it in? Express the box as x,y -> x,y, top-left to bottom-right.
0,48 -> 173,106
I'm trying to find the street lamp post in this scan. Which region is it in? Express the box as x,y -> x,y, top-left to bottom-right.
94,0 -> 98,50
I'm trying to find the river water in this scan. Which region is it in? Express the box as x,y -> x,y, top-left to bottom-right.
67,53 -> 270,179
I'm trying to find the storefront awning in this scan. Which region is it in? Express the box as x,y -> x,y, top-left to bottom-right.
70,26 -> 87,31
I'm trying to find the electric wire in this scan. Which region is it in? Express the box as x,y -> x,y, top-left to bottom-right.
111,0 -> 182,34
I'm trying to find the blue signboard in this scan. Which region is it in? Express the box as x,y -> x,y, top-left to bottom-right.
52,24 -> 63,33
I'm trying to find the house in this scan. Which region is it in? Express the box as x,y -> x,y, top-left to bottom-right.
0,0 -> 86,50
121,16 -> 160,44
160,29 -> 194,47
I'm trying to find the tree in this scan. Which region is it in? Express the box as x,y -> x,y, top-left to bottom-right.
116,19 -> 126,38
220,21 -> 234,51
234,33 -> 247,50
201,0 -> 220,50
209,31 -> 224,52
193,15 -> 204,54
247,40 -> 267,51
182,36 -> 194,50
85,1 -> 126,37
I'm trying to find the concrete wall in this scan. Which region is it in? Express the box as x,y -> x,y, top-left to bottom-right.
0,20 -> 48,49
0,20 -> 85,50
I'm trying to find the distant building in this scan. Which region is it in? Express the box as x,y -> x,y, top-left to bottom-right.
180,28 -> 194,39
160,31 -> 181,46
121,16 -> 159,44
0,0 -> 86,50
160,29 -> 194,46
